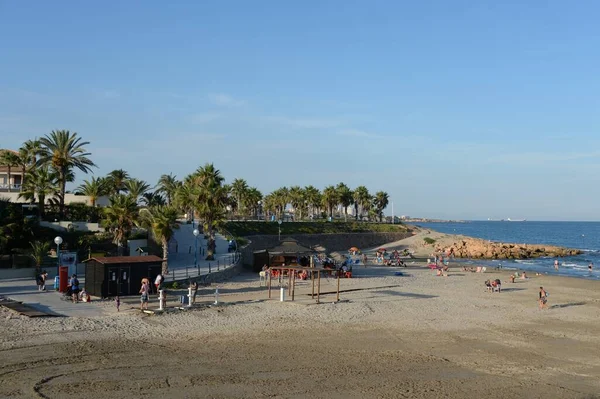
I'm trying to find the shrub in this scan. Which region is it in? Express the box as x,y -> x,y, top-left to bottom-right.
423,237 -> 436,245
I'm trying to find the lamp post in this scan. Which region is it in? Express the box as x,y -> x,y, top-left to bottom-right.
54,236 -> 63,268
257,201 -> 262,221
193,228 -> 199,268
277,219 -> 282,241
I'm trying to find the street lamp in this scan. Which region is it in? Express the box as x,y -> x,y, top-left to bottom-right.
193,228 -> 200,268
257,201 -> 262,221
277,219 -> 282,241
54,236 -> 63,268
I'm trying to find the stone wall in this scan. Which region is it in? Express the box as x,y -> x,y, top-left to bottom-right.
240,232 -> 413,269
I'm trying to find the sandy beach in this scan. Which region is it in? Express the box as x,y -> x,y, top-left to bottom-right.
2,235 -> 600,398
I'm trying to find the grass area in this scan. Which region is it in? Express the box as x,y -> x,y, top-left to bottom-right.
223,221 -> 411,237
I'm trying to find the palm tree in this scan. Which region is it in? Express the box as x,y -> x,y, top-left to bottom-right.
141,192 -> 166,207
138,206 -> 179,274
288,186 -> 305,220
102,194 -> 139,255
124,178 -> 150,202
336,183 -> 354,222
76,176 -> 107,207
373,191 -> 389,222
0,150 -> 20,192
322,185 -> 338,218
156,173 -> 180,204
244,187 -> 263,219
304,185 -> 321,218
271,187 -> 289,219
38,130 -> 96,218
230,178 -> 249,216
194,163 -> 227,260
174,177 -> 197,222
19,166 -> 59,218
106,169 -> 130,195
353,186 -> 370,221
29,241 -> 50,273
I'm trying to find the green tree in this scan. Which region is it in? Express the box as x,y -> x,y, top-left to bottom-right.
230,178 -> 249,216
29,241 -> 50,273
373,191 -> 389,222
18,166 -> 59,218
141,192 -> 166,207
353,186 -> 370,221
38,130 -> 96,218
322,185 -> 339,218
156,173 -> 180,204
102,194 -> 139,255
193,163 -> 227,260
0,150 -> 20,192
76,176 -> 107,207
304,185 -> 321,219
336,182 -> 354,221
106,169 -> 130,195
244,187 -> 263,219
138,205 -> 179,274
124,178 -> 150,202
288,186 -> 306,220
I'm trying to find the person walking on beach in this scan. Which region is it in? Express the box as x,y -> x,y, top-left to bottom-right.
36,271 -> 48,291
115,296 -> 121,312
554,259 -> 559,271
539,286 -> 548,310
140,279 -> 150,310
69,274 -> 80,303
191,281 -> 198,304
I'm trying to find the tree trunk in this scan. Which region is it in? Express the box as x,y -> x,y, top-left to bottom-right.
205,220 -> 215,260
7,166 -> 12,192
354,203 -> 359,221
59,169 -> 66,220
21,166 -> 26,191
162,238 -> 169,275
38,195 -> 45,218
344,206 -> 348,222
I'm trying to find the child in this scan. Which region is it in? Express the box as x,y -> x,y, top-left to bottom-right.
115,296 -> 121,312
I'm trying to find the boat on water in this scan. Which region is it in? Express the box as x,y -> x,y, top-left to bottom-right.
506,218 -> 526,222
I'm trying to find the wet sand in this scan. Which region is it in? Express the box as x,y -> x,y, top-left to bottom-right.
1,265 -> 600,398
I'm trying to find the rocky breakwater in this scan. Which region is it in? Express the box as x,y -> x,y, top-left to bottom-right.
435,237 -> 581,259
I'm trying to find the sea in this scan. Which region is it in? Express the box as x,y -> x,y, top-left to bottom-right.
408,221 -> 600,280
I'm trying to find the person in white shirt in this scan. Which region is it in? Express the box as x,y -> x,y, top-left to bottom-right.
154,274 -> 163,294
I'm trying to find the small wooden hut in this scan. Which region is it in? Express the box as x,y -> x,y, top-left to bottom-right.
252,238 -> 315,272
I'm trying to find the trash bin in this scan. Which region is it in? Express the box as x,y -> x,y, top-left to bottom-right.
59,266 -> 69,293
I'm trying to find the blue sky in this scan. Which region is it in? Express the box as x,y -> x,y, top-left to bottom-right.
1,1 -> 599,221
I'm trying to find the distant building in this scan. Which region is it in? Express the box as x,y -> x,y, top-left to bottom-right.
0,149 -> 23,192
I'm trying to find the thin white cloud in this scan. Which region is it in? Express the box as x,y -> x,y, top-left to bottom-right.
190,112 -> 221,124
336,129 -> 382,138
265,116 -> 343,129
208,93 -> 245,107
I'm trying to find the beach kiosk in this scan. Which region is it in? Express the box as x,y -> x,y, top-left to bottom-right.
84,255 -> 163,298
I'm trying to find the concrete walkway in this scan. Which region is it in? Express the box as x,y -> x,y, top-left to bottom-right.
0,278 -> 107,317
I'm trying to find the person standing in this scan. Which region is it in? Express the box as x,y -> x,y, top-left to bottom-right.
554,259 -> 559,271
140,280 -> 150,310
115,296 -> 121,312
191,281 -> 198,304
589,262 -> 593,272
69,274 -> 80,303
539,286 -> 548,310
37,271 -> 48,291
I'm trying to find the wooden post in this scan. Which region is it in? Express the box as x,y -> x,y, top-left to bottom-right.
268,268 -> 272,299
336,271 -> 340,302
292,271 -> 295,301
288,269 -> 292,296
317,271 -> 321,304
311,268 -> 315,299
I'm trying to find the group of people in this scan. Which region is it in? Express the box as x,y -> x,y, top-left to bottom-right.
133,274 -> 200,311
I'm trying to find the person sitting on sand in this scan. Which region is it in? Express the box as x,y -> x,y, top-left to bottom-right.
539,286 -> 548,310
509,275 -> 516,283
521,271 -> 527,279
485,280 -> 493,292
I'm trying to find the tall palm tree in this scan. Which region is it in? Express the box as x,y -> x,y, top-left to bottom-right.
106,169 -> 130,195
29,241 -> 50,273
38,130 -> 96,218
288,186 -> 306,220
102,194 -> 139,255
230,178 -> 249,216
353,186 -> 370,221
336,182 -> 354,222
156,173 -> 180,204
270,187 -> 289,219
124,178 -> 150,202
138,206 -> 179,274
76,176 -> 107,207
174,177 -> 197,222
141,192 -> 166,207
244,187 -> 263,219
19,166 -> 59,218
0,150 -> 20,192
194,163 -> 227,260
304,185 -> 321,218
322,185 -> 339,218
373,191 -> 390,222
